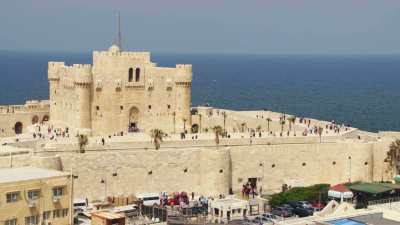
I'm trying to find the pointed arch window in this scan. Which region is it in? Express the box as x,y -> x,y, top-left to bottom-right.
128,68 -> 133,82
135,68 -> 140,82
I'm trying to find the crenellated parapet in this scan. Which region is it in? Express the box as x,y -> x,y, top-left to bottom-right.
175,64 -> 193,83
176,64 -> 193,72
0,100 -> 50,114
72,64 -> 93,86
93,50 -> 151,65
48,62 -> 66,81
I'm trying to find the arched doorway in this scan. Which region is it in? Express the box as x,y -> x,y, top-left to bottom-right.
128,107 -> 139,132
14,122 -> 23,134
42,115 -> 49,123
191,124 -> 199,133
32,115 -> 39,124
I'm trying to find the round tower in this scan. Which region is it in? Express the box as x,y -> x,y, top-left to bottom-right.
73,64 -> 93,134
175,64 -> 193,133
48,62 -> 63,122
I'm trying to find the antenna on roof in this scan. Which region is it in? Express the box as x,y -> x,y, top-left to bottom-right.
117,12 -> 122,50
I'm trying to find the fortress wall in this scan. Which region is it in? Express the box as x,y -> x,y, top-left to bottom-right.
0,111 -> 49,137
41,134 -> 349,153
2,134 -> 390,202
32,139 -> 379,201
195,109 -> 335,136
371,137 -> 395,182
52,148 -> 231,201
229,141 -> 374,193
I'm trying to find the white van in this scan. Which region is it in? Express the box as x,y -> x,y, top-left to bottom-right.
136,193 -> 160,206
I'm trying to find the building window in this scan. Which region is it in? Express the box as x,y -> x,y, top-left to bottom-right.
25,215 -> 38,225
62,209 -> 69,217
6,192 -> 19,203
5,219 -> 17,225
148,105 -> 152,110
53,209 -> 61,218
302,162 -> 306,166
28,190 -> 40,200
128,68 -> 133,82
135,68 -> 140,82
120,106 -> 123,110
96,106 -> 100,111
53,187 -> 64,197
43,211 -> 51,221
167,104 -> 171,109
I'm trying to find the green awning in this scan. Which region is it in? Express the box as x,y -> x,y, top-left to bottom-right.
349,183 -> 394,194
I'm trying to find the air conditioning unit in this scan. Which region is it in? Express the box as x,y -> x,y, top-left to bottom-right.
28,200 -> 36,208
52,196 -> 60,203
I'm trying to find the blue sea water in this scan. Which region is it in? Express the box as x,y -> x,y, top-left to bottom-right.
1,51 -> 400,132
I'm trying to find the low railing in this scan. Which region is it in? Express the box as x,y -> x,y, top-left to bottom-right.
368,196 -> 400,206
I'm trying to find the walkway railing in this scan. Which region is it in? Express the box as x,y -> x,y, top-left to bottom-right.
368,196 -> 400,206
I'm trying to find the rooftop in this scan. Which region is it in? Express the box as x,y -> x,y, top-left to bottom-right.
0,167 -> 69,184
92,211 -> 125,220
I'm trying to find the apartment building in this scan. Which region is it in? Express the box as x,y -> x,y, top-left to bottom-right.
0,167 -> 71,225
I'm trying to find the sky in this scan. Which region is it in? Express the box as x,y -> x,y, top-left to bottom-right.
1,0 -> 400,54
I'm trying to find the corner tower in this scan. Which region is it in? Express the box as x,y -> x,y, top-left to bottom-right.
175,64 -> 193,132
73,64 -> 93,134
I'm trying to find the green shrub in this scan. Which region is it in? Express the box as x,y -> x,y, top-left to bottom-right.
265,183 -> 330,207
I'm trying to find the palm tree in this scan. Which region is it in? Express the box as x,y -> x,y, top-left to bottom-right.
222,111 -> 227,131
183,118 -> 187,133
266,118 -> 272,133
213,125 -> 223,148
317,127 -> 323,143
151,129 -> 164,150
279,117 -> 286,134
288,116 -> 296,135
385,139 -> 400,176
199,114 -> 202,133
241,122 -> 247,133
172,112 -> 176,134
77,134 -> 88,153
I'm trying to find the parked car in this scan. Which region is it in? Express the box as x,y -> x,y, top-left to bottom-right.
293,207 -> 313,217
271,206 -> 293,217
311,202 -> 325,211
287,201 -> 313,211
262,213 -> 277,222
298,201 -> 313,209
253,216 -> 271,224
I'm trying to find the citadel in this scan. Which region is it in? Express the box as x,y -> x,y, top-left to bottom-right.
0,44 -> 399,206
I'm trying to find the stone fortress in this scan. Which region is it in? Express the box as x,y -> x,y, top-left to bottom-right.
48,44 -> 191,136
0,45 -> 399,202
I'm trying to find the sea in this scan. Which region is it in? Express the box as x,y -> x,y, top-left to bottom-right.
1,51 -> 400,133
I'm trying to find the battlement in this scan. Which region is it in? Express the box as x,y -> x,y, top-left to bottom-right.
93,50 -> 151,62
48,61 -> 66,68
176,64 -> 193,72
72,64 -> 92,69
0,100 -> 50,114
71,64 -> 92,84
48,62 -> 66,80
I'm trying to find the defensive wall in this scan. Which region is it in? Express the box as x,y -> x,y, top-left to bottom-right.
0,100 -> 50,137
0,133 -> 394,201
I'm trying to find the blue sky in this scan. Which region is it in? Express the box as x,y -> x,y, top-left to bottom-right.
1,0 -> 400,54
